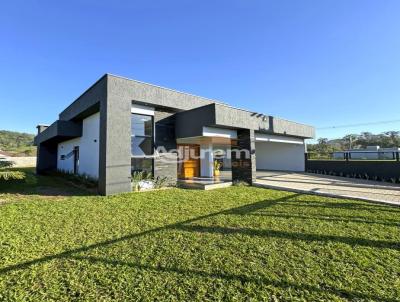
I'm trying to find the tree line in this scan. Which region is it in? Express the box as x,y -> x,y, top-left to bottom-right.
308,131 -> 400,158
0,130 -> 36,156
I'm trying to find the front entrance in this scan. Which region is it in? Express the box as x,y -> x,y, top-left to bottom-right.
177,144 -> 200,178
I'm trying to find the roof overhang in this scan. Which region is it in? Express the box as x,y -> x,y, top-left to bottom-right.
175,103 -> 315,139
34,120 -> 82,145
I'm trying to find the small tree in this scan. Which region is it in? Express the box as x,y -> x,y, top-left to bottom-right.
0,160 -> 14,169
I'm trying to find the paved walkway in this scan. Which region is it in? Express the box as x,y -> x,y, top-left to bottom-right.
254,171 -> 400,206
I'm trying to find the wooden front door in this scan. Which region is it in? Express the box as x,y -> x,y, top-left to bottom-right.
177,144 -> 200,178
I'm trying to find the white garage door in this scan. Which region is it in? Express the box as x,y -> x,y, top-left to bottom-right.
255,134 -> 305,172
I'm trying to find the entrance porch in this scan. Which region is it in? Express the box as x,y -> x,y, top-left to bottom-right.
176,136 -> 233,189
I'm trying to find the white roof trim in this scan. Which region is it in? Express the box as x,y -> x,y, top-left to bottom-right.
255,133 -> 304,145
131,104 -> 155,116
203,127 -> 237,139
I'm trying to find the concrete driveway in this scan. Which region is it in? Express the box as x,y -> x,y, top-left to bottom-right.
254,171 -> 400,206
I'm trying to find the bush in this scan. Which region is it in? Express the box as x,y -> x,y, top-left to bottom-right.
0,160 -> 14,169
0,171 -> 26,181
131,172 -> 171,191
233,180 -> 250,187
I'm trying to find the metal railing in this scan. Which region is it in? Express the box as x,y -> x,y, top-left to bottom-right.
306,151 -> 400,162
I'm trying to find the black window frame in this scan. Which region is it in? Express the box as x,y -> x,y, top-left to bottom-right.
131,113 -> 154,175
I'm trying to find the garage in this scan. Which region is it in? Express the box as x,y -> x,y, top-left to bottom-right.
255,133 -> 306,172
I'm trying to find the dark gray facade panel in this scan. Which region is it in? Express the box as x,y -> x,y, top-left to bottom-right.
306,159 -> 400,180
231,129 -> 257,184
98,76 -> 132,195
175,104 -> 216,138
154,109 -> 177,150
59,75 -> 107,121
34,120 -> 82,145
154,153 -> 178,186
36,143 -> 57,174
153,109 -> 178,185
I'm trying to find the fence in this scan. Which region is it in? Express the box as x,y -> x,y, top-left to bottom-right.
305,152 -> 400,182
1,157 -> 36,168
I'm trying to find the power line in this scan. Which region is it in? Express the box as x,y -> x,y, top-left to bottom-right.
317,119 -> 400,130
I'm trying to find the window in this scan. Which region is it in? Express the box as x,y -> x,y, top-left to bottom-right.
131,158 -> 153,174
131,113 -> 154,174
131,114 -> 154,156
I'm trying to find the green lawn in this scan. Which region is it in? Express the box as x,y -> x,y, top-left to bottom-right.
0,169 -> 399,301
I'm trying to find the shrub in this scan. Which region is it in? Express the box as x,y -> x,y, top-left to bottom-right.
47,170 -> 98,189
233,180 -> 250,187
154,176 -> 169,189
132,171 -> 152,192
0,171 -> 26,181
0,160 -> 14,169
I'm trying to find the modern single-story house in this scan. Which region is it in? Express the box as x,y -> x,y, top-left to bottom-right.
34,74 -> 315,195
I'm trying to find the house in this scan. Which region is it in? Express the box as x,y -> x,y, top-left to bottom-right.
34,74 -> 315,195
333,146 -> 400,160
0,150 -> 11,161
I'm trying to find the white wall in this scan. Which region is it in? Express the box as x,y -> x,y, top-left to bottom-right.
200,143 -> 214,177
256,141 -> 305,172
57,112 -> 100,178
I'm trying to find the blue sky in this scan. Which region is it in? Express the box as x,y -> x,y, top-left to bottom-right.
1,0 -> 400,140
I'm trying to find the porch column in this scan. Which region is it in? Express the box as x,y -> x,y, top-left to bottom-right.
231,129 -> 256,184
200,143 -> 214,177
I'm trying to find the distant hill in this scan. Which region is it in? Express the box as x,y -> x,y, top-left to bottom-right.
0,130 -> 36,157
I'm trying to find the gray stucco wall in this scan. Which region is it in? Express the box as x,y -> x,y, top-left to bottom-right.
106,75 -> 220,112
271,117 -> 315,138
215,104 -> 270,131
98,76 -> 132,195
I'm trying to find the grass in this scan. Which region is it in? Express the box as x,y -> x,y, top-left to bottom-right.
0,169 -> 399,301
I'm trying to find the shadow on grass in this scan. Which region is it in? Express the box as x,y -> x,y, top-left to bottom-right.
256,176 -> 400,192
283,200 -> 400,213
0,194 -> 297,274
0,168 -> 95,197
69,255 -> 398,302
0,191 -> 397,301
244,212 -> 400,227
173,224 -> 400,250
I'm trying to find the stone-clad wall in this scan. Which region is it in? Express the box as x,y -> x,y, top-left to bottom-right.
154,109 -> 178,185
231,129 -> 256,184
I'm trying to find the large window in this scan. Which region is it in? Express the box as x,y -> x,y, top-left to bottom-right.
131,113 -> 154,173
131,114 -> 153,156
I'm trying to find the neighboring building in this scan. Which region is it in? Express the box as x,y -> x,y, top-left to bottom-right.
0,150 -> 11,160
34,74 -> 315,195
333,146 -> 400,160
